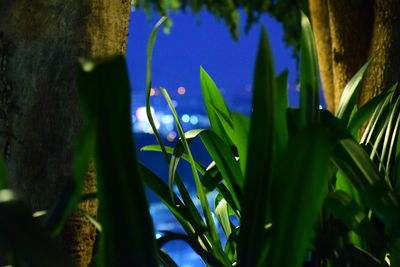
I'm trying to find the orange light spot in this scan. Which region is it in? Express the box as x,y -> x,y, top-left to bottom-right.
178,86 -> 186,95
150,88 -> 156,96
167,131 -> 177,142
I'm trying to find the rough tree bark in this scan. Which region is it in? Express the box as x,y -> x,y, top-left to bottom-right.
0,1 -> 131,266
309,0 -> 400,113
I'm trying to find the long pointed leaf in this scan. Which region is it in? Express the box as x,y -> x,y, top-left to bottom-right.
238,26 -> 276,266
299,12 -> 320,126
77,56 -> 158,267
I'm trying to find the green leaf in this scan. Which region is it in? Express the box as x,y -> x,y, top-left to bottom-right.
238,26 -> 276,266
215,194 -> 232,238
225,226 -> 240,263
146,17 -> 169,162
336,59 -> 373,123
77,56 -> 158,267
324,190 -> 382,245
348,90 -> 392,138
199,130 -> 243,202
299,12 -> 320,126
160,88 -> 229,265
157,232 -> 225,267
332,139 -> 400,228
141,144 -> 206,175
275,70 -> 289,156
158,250 -> 179,267
200,67 -> 232,145
231,112 -> 250,175
266,126 -> 331,267
139,164 -> 203,235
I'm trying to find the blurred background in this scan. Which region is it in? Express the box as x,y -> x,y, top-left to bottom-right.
126,8 -> 305,266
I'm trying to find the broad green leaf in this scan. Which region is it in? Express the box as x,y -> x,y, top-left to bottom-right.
336,59 -> 373,122
199,130 -> 243,203
335,170 -> 363,208
0,190 -> 74,267
299,12 -> 319,126
266,126 -> 331,267
238,26 -> 276,266
324,191 -> 382,245
200,67 -> 232,145
275,70 -> 289,156
212,105 -> 250,176
77,56 -> 158,267
231,112 -> 250,175
332,139 -> 400,228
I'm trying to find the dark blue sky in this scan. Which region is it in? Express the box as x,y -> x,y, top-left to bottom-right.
126,9 -> 300,111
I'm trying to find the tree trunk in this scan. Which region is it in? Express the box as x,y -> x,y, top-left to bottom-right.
0,1 -> 131,266
359,0 -> 400,106
309,0 -> 400,113
309,0 -> 334,111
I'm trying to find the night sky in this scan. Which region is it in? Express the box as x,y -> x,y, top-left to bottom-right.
126,9 -> 300,114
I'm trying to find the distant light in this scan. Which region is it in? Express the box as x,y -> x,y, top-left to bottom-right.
155,233 -> 162,239
190,115 -> 199,125
132,115 -> 136,123
319,105 -> 323,109
135,106 -> 154,122
172,100 -> 178,107
143,120 -> 160,133
182,114 -> 190,123
161,114 -> 174,124
150,88 -> 157,96
178,86 -> 186,95
167,131 -> 177,142
165,124 -> 174,131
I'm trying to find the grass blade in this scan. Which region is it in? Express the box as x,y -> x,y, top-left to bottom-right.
200,67 -> 232,145
299,12 -> 320,126
336,59 -> 373,122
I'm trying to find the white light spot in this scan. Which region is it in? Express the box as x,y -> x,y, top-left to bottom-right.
182,114 -> 190,123
190,115 -> 198,125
